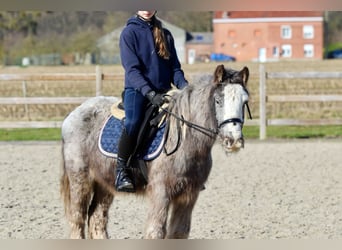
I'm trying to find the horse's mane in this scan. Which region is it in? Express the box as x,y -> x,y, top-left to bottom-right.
165,74 -> 218,153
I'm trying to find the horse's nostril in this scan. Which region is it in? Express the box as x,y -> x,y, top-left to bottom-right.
223,137 -> 234,147
236,138 -> 244,148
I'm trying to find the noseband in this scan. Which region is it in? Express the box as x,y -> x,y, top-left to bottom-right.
218,102 -> 252,129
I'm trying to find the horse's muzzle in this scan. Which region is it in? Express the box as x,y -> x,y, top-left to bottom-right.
222,136 -> 244,153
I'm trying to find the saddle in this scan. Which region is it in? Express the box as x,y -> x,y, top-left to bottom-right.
98,99 -> 168,184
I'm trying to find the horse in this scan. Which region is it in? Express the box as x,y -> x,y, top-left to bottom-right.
60,64 -> 251,239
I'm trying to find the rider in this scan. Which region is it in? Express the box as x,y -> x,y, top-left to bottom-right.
115,11 -> 188,192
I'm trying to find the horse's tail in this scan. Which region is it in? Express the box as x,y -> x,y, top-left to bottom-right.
60,139 -> 71,216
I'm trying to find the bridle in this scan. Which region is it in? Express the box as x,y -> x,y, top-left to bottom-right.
159,89 -> 252,156
161,92 -> 252,137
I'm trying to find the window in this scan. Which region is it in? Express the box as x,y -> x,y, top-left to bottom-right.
303,25 -> 314,39
281,44 -> 292,57
281,25 -> 292,39
304,44 -> 314,57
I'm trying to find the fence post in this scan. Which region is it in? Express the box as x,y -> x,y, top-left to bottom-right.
95,65 -> 102,96
22,81 -> 30,120
259,64 -> 267,140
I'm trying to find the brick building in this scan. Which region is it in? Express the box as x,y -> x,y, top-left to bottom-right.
186,32 -> 213,63
212,11 -> 324,62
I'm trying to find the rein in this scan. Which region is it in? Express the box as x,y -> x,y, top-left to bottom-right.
160,106 -> 218,137
160,99 -> 252,137
160,92 -> 252,156
160,105 -> 217,156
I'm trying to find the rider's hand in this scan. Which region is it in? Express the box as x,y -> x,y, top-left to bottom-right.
146,91 -> 165,107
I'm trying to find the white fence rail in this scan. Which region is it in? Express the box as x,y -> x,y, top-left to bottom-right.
259,64 -> 342,139
0,65 -> 123,129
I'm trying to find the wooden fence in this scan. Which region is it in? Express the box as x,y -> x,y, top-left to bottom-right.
0,65 -> 122,128
0,65 -> 342,140
259,64 -> 342,139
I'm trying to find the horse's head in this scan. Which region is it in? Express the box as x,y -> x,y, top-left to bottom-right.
213,64 -> 250,153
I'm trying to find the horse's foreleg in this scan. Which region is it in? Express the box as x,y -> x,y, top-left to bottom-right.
87,182 -> 114,239
166,191 -> 200,239
144,185 -> 170,239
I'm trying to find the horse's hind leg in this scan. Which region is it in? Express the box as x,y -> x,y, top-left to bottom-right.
87,182 -> 114,239
166,191 -> 199,239
66,169 -> 92,239
62,141 -> 92,239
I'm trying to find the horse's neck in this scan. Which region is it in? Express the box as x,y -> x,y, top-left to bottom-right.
189,84 -> 216,128
170,84 -> 217,146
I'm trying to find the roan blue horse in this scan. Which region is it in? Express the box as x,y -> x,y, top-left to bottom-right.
60,64 -> 251,239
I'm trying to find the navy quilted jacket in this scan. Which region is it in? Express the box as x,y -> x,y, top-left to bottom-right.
119,16 -> 188,96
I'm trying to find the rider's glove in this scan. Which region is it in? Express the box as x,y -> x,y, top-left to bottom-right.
146,91 -> 165,107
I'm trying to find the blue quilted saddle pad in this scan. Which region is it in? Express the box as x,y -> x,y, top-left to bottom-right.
98,115 -> 166,161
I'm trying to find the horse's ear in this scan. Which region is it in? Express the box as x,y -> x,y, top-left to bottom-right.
213,64 -> 226,84
239,66 -> 249,87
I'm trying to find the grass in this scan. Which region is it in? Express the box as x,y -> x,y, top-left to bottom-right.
0,128 -> 61,141
266,125 -> 342,139
0,125 -> 341,141
243,125 -> 342,139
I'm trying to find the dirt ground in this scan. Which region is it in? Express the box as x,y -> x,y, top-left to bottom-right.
0,139 -> 341,239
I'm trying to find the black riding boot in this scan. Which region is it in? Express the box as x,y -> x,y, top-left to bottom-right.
115,129 -> 135,192
115,157 -> 135,192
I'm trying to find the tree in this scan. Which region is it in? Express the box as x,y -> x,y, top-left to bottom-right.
157,11 -> 213,32
324,11 -> 342,50
0,11 -> 41,36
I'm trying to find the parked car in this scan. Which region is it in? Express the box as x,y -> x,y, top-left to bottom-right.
326,49 -> 342,59
210,53 -> 236,62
